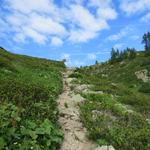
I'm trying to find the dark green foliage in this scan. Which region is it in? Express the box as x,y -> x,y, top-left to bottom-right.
69,72 -> 83,78
77,53 -> 150,115
95,60 -> 99,65
142,32 -> 150,51
80,94 -> 150,150
119,94 -> 150,116
110,47 -> 136,63
0,103 -> 63,149
75,49 -> 150,149
139,82 -> 150,94
0,55 -> 16,72
110,48 -> 119,63
0,48 -> 65,149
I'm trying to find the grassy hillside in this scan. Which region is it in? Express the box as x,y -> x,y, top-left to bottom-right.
0,47 -> 65,149
71,51 -> 150,149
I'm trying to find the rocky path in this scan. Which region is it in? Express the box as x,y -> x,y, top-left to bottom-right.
58,69 -> 97,150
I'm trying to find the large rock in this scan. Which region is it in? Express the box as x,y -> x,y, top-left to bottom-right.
74,84 -> 92,93
95,145 -> 115,150
135,69 -> 150,82
95,146 -> 108,150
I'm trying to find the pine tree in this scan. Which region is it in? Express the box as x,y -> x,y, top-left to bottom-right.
142,32 -> 150,51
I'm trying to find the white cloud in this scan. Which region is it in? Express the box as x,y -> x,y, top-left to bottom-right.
69,29 -> 97,43
1,0 -> 118,45
13,33 -> 26,43
0,18 -> 10,33
29,13 -> 67,36
88,0 -> 112,8
6,0 -> 52,14
120,0 -> 150,15
51,37 -> 63,46
6,12 -> 27,27
141,13 -> 150,22
70,5 -> 107,32
97,8 -> 117,20
87,53 -> 96,60
68,4 -> 109,43
62,0 -> 84,6
107,26 -> 133,41
23,28 -> 47,44
89,0 -> 117,20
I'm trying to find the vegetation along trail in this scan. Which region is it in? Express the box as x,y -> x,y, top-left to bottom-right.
58,69 -> 97,150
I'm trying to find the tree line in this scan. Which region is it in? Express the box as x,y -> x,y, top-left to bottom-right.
110,32 -> 150,63
110,47 -> 136,63
142,32 -> 150,52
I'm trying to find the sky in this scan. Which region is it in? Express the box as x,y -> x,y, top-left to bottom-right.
0,0 -> 150,67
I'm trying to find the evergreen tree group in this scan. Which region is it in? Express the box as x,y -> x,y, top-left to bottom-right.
110,48 -> 136,63
142,32 -> 150,56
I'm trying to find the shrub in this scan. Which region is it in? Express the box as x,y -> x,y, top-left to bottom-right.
80,94 -> 150,150
0,48 -> 65,149
0,102 -> 63,150
0,55 -> 16,72
69,72 -> 83,78
139,82 -> 150,94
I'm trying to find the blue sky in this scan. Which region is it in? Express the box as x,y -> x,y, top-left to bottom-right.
0,0 -> 150,67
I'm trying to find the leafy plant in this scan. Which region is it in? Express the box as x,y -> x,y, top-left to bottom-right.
139,82 -> 150,94
69,72 -> 83,78
80,94 -> 150,150
0,48 -> 65,149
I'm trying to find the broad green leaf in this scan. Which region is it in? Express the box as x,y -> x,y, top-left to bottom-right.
0,137 -> 6,149
29,131 -> 38,140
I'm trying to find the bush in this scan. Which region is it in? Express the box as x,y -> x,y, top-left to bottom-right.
144,50 -> 150,57
0,103 -> 63,149
80,94 -> 150,150
69,72 -> 83,78
0,48 -> 65,149
0,55 -> 16,72
139,82 -> 150,94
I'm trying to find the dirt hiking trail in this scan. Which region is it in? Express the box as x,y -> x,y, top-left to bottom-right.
58,69 -> 97,150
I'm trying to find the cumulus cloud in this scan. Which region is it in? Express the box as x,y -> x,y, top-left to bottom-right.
97,8 -> 117,20
107,26 -> 133,41
62,0 -> 84,6
89,0 -> 117,20
6,0 -> 54,14
23,28 -> 47,44
66,4 -> 110,43
88,0 -> 112,8
0,18 -> 10,33
51,37 -> 63,46
29,13 -> 67,36
141,13 -> 150,22
69,5 -> 108,32
13,33 -> 26,43
1,0 -> 118,45
120,0 -> 150,15
69,29 -> 98,43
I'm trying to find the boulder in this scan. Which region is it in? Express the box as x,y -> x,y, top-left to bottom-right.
135,69 -> 150,82
95,145 -> 115,150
